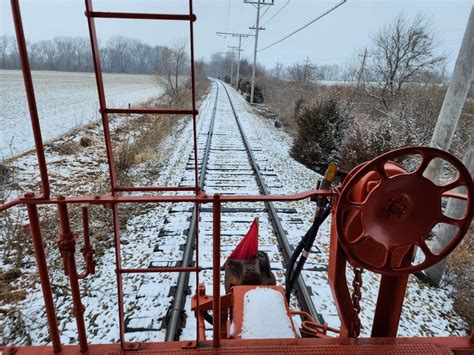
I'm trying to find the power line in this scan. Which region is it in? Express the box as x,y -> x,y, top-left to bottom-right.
225,0 -> 232,31
260,4 -> 273,19
262,0 -> 290,26
259,0 -> 347,52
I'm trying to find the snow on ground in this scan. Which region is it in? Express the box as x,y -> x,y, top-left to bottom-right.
1,70 -> 163,158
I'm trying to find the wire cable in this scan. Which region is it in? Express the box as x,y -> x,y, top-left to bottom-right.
262,0 -> 290,26
259,0 -> 347,52
260,4 -> 272,20
225,0 -> 231,31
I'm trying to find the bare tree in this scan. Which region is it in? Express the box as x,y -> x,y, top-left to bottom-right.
208,52 -> 232,79
0,35 -> 9,68
0,35 -> 20,69
286,61 -> 318,83
156,39 -> 189,104
1,35 -> 164,73
271,62 -> 284,79
316,64 -> 341,81
366,13 -> 446,109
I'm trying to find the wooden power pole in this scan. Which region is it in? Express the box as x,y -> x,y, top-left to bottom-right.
424,7 -> 473,286
245,0 -> 274,104
217,32 -> 254,88
426,7 -> 473,180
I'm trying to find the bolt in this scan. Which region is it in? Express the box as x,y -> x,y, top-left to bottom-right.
4,345 -> 18,354
24,192 -> 35,198
94,195 -> 101,200
57,195 -> 65,200
386,195 -> 408,217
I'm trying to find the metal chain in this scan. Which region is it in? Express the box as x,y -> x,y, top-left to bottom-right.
350,267 -> 363,337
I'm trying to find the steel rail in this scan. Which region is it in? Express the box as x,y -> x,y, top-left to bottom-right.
164,83 -> 220,341
167,79 -> 324,341
220,81 -> 325,325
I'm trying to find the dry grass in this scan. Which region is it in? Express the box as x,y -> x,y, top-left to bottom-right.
447,230 -> 474,328
115,78 -> 210,180
79,136 -> 93,147
115,117 -> 174,175
0,269 -> 26,303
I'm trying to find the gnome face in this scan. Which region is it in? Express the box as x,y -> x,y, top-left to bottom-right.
224,251 -> 276,293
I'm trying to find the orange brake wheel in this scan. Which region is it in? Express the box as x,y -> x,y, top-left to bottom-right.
336,147 -> 473,275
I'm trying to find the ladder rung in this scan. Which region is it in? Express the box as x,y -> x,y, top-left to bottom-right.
119,267 -> 200,274
85,11 -> 196,22
115,186 -> 197,192
104,108 -> 198,115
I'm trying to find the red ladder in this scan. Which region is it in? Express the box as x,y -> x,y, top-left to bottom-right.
84,0 -> 201,350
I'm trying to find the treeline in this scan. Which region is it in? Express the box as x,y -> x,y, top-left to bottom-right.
271,62 -> 343,82
207,52 -> 343,83
0,35 -> 166,74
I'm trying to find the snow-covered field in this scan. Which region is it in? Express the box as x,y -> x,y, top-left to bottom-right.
0,70 -> 163,159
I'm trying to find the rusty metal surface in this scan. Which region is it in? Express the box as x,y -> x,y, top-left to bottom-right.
84,0 -> 118,194
25,203 -> 62,353
4,337 -> 472,355
104,108 -> 198,115
212,194 -> 222,347
104,344 -> 453,354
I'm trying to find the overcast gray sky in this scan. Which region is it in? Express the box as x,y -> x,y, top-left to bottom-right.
1,0 -> 471,71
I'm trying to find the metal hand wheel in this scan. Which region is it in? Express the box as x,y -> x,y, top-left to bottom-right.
336,147 -> 473,275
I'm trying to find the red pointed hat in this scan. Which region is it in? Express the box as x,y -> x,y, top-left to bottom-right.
226,217 -> 259,262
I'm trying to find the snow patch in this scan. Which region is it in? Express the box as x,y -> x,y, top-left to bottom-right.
241,288 -> 295,339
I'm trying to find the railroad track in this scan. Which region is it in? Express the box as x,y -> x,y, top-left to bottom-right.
122,80 -> 323,342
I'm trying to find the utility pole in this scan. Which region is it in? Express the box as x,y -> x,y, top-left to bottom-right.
356,48 -> 369,87
245,0 -> 274,104
275,60 -> 282,79
227,46 -> 239,86
236,37 -> 242,88
303,56 -> 311,83
423,8 -> 474,286
426,7 -> 473,181
217,32 -> 254,88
